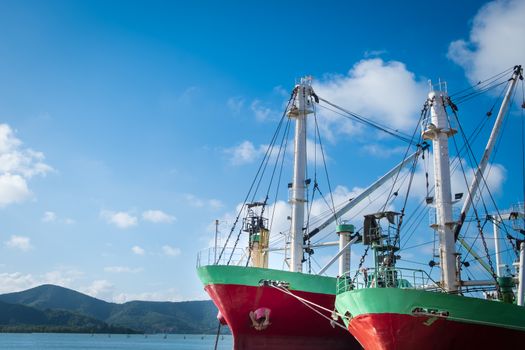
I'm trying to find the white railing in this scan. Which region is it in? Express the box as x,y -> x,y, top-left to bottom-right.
196,246 -> 249,267
336,267 -> 441,294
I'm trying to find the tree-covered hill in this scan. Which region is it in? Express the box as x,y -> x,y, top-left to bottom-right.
0,285 -> 224,334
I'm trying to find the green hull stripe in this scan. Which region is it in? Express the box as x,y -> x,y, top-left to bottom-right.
197,265 -> 336,295
335,288 -> 525,331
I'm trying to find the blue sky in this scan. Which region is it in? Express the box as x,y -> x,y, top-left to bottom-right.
0,0 -> 524,302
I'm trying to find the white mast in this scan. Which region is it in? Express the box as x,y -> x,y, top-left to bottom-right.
423,83 -> 457,293
493,218 -> 503,277
288,77 -> 313,273
454,66 -> 523,240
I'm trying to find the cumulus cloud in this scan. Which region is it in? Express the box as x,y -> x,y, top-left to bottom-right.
184,194 -> 223,209
448,0 -> 525,83
0,124 -> 53,178
5,235 -> 32,251
251,100 -> 278,122
410,153 -> 507,205
362,144 -> 407,158
131,245 -> 145,255
162,245 -> 181,257
313,58 -> 427,141
142,210 -> 176,224
225,137 -> 329,170
80,279 -> 114,300
227,96 -> 245,115
0,124 -> 52,208
42,269 -> 83,287
42,211 -> 75,224
0,269 -> 83,294
0,272 -> 36,293
101,210 -> 138,229
113,288 -> 183,303
42,211 -> 57,222
104,266 -> 143,273
64,218 -> 76,225
0,174 -> 32,207
224,140 -> 267,165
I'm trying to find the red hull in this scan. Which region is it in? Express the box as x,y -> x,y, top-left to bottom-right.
206,284 -> 361,350
349,313 -> 525,350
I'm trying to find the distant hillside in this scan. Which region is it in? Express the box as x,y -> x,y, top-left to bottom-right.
0,300 -> 136,333
0,285 -> 114,321
0,285 -> 224,334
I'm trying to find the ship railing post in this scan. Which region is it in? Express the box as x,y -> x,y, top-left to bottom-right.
456,253 -> 462,294
492,216 -> 503,277
518,242 -> 525,306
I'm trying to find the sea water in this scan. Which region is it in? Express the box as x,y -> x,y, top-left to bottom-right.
0,333 -> 233,349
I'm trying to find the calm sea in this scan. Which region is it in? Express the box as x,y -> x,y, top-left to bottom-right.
0,333 -> 233,349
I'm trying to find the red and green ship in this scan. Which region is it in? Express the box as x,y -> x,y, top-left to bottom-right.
198,264 -> 360,349
335,270 -> 525,349
335,66 -> 525,349
197,78 -> 364,349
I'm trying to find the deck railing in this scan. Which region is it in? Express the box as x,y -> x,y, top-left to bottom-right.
336,267 -> 442,294
196,246 -> 249,268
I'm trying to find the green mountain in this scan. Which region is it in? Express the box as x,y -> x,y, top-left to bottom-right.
0,284 -> 114,320
0,285 -> 223,334
0,300 -> 135,333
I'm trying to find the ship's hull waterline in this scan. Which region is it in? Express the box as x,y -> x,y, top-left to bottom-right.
335,287 -> 525,350
198,265 -> 360,350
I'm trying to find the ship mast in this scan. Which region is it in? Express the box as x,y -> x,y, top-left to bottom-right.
453,66 -> 523,241
423,82 -> 458,293
288,77 -> 314,273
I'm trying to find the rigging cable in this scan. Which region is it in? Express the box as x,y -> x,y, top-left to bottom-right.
522,77 -> 525,232
449,94 -> 515,247
218,93 -> 295,264
446,100 -> 498,285
317,97 -> 416,145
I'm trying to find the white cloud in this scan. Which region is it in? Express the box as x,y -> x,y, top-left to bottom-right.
313,58 -> 427,141
162,245 -> 181,257
131,245 -> 145,255
0,269 -> 83,294
42,269 -> 83,287
272,85 -> 289,98
227,96 -> 245,114
184,194 -> 223,209
5,235 -> 32,251
142,210 -> 176,224
177,86 -> 198,104
448,0 -> 525,83
251,100 -> 277,122
226,138 -> 327,167
0,272 -> 36,293
104,266 -> 143,273
0,124 -> 52,208
101,210 -> 138,229
80,279 -> 114,300
42,211 -> 57,222
0,124 -> 53,178
42,211 -> 75,224
410,153 -> 507,203
64,218 -> 76,224
113,288 -> 183,303
0,174 -> 32,207
224,140 -> 267,165
208,199 -> 223,209
362,144 -> 407,158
